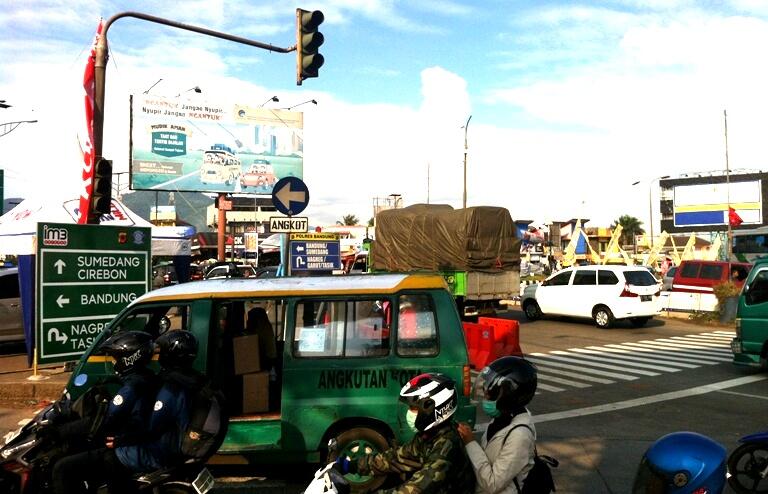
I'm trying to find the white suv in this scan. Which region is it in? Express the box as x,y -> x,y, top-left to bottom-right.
521,265 -> 661,328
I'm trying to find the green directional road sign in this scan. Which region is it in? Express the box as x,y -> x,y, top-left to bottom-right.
36,222 -> 151,364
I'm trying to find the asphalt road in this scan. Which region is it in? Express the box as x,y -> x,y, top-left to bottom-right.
509,308 -> 759,494
0,311 -> 759,493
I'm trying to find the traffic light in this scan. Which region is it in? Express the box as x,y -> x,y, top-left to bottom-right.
92,157 -> 112,215
296,8 -> 324,85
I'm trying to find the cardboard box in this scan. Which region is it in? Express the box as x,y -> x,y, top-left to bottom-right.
242,371 -> 269,413
232,334 -> 261,375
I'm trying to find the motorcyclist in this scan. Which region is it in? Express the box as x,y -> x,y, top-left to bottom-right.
458,356 -> 539,494
51,330 -> 159,494
337,373 -> 476,493
631,431 -> 726,494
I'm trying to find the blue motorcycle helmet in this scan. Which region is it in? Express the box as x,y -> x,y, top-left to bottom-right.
632,432 -> 726,494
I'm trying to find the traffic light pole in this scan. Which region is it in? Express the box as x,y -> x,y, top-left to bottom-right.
90,11 -> 297,224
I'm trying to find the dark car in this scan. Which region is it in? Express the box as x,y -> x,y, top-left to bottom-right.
204,262 -> 257,280
0,267 -> 24,342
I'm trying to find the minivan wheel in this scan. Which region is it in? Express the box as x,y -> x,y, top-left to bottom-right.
630,316 -> 651,328
593,306 -> 614,329
523,300 -> 542,321
332,427 -> 389,493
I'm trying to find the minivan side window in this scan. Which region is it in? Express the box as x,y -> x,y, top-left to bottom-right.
700,264 -> 723,280
745,270 -> 768,306
105,304 -> 191,344
546,271 -> 572,286
397,294 -> 438,357
294,299 -> 390,358
680,263 -> 700,278
598,270 -> 619,285
573,270 -> 596,285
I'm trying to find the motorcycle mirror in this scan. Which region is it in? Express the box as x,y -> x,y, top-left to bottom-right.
73,374 -> 88,387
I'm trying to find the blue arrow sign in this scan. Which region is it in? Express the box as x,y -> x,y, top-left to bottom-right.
272,177 -> 310,216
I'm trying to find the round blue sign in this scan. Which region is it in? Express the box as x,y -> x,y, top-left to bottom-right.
271,177 -> 310,216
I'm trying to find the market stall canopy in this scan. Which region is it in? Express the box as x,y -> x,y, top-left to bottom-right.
0,197 -> 193,256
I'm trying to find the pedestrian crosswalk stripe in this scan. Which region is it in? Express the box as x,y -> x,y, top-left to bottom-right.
639,339 -> 731,355
518,331 -> 734,393
529,364 -> 615,384
602,344 -> 724,364
536,382 -> 566,392
548,351 -> 663,374
526,357 -> 638,380
560,349 -> 680,372
575,347 -> 699,369
619,342 -> 731,361
537,372 -> 592,388
652,338 -> 732,352
685,333 -> 733,341
533,353 -> 660,376
666,336 -> 733,348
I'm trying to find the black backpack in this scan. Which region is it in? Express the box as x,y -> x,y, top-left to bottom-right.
503,424 -> 559,494
178,376 -> 229,461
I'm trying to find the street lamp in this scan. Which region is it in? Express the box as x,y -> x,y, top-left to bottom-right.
260,95 -> 279,107
632,175 -> 670,247
143,78 -> 163,94
461,115 -> 472,209
284,99 -> 317,110
175,86 -> 201,98
0,120 -> 38,138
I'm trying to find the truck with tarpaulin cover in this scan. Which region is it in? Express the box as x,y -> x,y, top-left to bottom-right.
370,204 -> 521,318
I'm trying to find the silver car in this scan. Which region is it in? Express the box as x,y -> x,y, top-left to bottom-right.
662,266 -> 677,291
0,267 -> 24,342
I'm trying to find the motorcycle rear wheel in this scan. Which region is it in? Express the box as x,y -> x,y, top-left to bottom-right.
728,443 -> 768,494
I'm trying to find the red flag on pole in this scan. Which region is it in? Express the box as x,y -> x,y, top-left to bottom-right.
729,207 -> 743,227
77,19 -> 105,224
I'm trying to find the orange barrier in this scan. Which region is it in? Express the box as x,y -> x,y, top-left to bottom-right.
463,318 -> 523,369
479,317 -> 523,360
462,322 -> 482,367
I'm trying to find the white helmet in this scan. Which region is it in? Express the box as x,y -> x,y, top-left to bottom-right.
399,373 -> 457,432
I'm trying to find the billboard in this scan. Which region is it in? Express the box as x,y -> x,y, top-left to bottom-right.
130,95 -> 303,195
660,172 -> 768,233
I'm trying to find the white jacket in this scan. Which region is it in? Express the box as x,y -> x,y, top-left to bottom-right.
465,411 -> 536,494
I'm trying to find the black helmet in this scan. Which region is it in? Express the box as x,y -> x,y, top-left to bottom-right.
474,356 -> 537,413
399,373 -> 457,432
100,331 -> 154,376
156,330 -> 198,369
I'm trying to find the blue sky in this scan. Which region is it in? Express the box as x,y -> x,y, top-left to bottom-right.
3,0 -> 768,229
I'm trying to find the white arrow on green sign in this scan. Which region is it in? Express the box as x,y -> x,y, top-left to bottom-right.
36,222 -> 151,364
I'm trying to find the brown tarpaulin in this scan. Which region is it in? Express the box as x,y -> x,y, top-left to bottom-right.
371,204 -> 520,273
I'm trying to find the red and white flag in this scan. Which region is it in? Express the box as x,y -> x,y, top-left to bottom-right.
77,19 -> 105,224
728,207 -> 743,227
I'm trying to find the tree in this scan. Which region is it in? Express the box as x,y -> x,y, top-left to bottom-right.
368,217 -> 374,227
336,214 -> 359,226
612,215 -> 645,247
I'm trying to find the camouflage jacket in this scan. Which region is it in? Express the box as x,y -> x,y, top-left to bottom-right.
358,424 -> 476,494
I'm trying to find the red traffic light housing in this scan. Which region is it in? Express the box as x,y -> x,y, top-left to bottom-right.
296,9 -> 324,85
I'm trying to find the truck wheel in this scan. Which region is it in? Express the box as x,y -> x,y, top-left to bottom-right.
523,300 -> 542,321
593,306 -> 614,329
332,427 -> 389,493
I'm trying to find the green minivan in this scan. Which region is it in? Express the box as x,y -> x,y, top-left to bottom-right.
68,273 -> 476,490
732,258 -> 767,367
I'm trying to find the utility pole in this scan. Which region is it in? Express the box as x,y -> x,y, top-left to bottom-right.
462,115 -> 472,209
725,109 -> 732,261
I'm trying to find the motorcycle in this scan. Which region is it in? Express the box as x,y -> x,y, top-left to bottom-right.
727,430 -> 768,494
0,373 -> 214,494
304,439 -> 350,494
